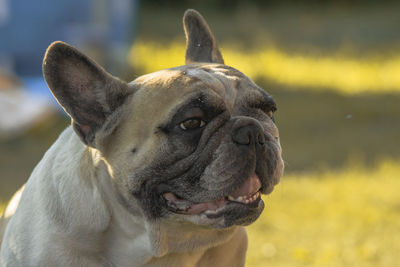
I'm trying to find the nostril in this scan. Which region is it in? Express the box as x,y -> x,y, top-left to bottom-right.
243,133 -> 251,145
232,127 -> 252,145
257,133 -> 265,145
232,125 -> 265,146
231,118 -> 266,146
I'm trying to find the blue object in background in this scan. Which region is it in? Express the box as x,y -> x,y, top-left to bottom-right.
0,0 -> 139,114
0,0 -> 139,76
21,77 -> 59,108
0,0 -> 91,76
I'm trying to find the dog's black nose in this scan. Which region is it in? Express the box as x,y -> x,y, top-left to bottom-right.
232,118 -> 265,146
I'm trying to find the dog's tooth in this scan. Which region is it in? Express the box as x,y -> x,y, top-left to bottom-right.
216,205 -> 225,213
228,194 -> 263,203
200,214 -> 208,220
167,200 -> 176,208
204,209 -> 217,215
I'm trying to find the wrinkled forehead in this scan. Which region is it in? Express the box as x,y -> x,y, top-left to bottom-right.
133,63 -> 264,111
183,64 -> 244,101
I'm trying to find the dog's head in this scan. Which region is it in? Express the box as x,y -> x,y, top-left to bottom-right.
43,10 -> 284,228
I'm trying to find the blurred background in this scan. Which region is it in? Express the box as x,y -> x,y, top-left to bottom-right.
1,0 -> 399,266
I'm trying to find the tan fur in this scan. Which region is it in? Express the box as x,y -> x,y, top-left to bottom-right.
0,10 -> 283,266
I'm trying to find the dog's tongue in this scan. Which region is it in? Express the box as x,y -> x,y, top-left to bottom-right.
229,173 -> 261,198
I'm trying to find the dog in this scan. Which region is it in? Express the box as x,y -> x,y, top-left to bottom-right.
0,9 -> 283,266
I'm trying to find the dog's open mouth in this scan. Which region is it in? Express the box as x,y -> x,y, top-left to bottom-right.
163,173 -> 263,216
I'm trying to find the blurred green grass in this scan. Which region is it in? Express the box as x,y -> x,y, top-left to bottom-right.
130,40 -> 400,94
246,160 -> 400,267
138,3 -> 400,54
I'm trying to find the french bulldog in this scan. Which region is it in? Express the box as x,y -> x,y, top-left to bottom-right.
0,9 -> 283,266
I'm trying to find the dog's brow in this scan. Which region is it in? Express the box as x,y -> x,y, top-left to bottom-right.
178,93 -> 226,117
180,93 -> 208,109
243,90 -> 276,111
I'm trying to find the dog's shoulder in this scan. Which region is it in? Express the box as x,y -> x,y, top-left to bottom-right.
24,126 -> 111,233
1,127 -> 111,263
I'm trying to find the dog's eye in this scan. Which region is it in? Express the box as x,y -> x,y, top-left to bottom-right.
180,118 -> 206,130
267,110 -> 276,123
249,101 -> 277,119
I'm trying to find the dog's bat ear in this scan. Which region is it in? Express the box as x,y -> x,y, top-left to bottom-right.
43,41 -> 130,147
183,9 -> 224,64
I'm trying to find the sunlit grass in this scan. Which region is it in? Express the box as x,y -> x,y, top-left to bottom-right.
246,160 -> 400,267
130,40 -> 400,94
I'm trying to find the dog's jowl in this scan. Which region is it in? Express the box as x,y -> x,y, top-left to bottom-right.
0,9 -> 284,266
